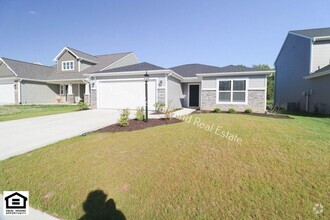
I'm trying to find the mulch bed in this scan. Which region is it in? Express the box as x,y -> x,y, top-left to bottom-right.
97,118 -> 182,133
193,110 -> 293,119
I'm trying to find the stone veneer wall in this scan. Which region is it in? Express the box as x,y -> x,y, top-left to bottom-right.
91,89 -> 97,109
201,90 -> 265,113
158,88 -> 165,103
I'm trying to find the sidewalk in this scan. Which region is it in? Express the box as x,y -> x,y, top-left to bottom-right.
0,195 -> 58,220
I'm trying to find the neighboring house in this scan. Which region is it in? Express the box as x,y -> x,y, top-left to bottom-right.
274,27 -> 330,114
0,47 -> 139,105
0,47 -> 273,113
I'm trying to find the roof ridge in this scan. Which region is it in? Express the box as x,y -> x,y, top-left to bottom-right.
66,46 -> 98,58
1,57 -> 55,69
95,52 -> 132,57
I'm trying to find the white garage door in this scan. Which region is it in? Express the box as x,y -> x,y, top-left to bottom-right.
98,80 -> 156,110
0,83 -> 15,104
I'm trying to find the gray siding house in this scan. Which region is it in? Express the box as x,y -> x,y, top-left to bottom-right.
0,47 -> 272,113
275,27 -> 330,114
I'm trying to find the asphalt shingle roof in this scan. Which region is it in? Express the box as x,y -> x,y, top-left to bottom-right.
290,27 -> 330,38
314,64 -> 330,74
170,64 -> 261,77
97,62 -> 164,73
1,58 -> 56,80
66,47 -> 99,63
1,51 -> 133,80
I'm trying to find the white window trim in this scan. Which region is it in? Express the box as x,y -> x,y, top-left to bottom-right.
216,78 -> 249,105
62,60 -> 74,71
60,85 -> 66,95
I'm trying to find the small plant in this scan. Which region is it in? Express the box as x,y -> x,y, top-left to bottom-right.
119,108 -> 130,127
213,108 -> 221,113
135,107 -> 144,121
162,108 -> 174,120
78,102 -> 89,110
228,108 -> 236,114
245,108 -> 253,114
154,102 -> 165,113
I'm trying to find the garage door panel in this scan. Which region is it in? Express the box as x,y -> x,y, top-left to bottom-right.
0,83 -> 15,104
99,80 -> 156,110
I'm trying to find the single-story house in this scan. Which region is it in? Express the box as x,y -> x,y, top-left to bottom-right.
0,47 -> 273,113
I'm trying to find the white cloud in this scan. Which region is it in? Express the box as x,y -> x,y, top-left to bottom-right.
28,10 -> 38,15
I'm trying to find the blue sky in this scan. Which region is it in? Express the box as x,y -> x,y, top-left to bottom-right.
0,0 -> 329,68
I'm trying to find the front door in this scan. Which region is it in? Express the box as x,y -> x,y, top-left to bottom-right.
189,84 -> 199,107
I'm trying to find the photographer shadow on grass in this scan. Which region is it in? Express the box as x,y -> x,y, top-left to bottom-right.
79,189 -> 126,220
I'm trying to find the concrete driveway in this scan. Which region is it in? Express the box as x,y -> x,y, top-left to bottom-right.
0,109 -> 120,161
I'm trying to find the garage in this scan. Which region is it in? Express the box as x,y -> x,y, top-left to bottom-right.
0,83 -> 15,104
98,80 -> 156,110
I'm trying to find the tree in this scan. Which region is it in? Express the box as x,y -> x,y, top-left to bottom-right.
253,64 -> 274,102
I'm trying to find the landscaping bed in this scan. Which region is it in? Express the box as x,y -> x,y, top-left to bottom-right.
193,110 -> 293,119
97,118 -> 182,133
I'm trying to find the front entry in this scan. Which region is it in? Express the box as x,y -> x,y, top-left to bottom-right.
189,84 -> 200,107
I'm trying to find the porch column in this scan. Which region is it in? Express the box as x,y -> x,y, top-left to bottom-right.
67,83 -> 74,104
84,83 -> 90,105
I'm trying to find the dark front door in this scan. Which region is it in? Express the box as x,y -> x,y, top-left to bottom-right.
189,84 -> 199,107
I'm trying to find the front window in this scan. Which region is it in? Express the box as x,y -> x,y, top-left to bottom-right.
60,85 -> 66,95
218,79 -> 247,103
62,61 -> 74,71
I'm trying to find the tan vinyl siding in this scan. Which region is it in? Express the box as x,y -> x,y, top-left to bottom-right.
167,76 -> 183,109
57,51 -> 78,73
312,41 -> 330,72
202,77 -> 217,89
202,76 -> 267,90
21,81 -> 59,104
249,76 -> 266,88
103,53 -> 139,70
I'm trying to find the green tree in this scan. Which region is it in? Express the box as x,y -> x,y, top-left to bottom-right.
253,64 -> 274,102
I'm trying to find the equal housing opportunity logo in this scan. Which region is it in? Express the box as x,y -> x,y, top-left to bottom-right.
3,191 -> 29,216
177,115 -> 242,144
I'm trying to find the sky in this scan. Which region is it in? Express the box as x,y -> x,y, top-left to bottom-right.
0,0 -> 329,68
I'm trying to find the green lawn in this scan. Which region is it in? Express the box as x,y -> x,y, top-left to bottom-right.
0,114 -> 329,219
0,105 -> 80,122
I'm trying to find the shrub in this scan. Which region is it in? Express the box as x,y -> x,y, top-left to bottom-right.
162,108 -> 174,120
119,109 -> 130,127
154,102 -> 165,113
213,108 -> 221,113
135,107 -> 144,121
228,108 -> 236,114
78,102 -> 89,110
245,108 -> 253,114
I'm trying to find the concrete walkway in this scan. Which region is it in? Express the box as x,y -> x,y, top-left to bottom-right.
149,108 -> 196,119
0,109 -> 120,161
0,195 -> 58,220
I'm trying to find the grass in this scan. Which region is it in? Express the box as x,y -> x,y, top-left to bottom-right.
0,105 -> 80,122
0,114 -> 329,219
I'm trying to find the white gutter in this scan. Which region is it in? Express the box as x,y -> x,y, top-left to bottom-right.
196,70 -> 274,77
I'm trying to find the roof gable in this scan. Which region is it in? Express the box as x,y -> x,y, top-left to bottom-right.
53,47 -> 99,63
